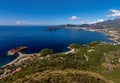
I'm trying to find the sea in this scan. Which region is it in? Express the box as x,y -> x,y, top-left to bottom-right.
0,26 -> 115,67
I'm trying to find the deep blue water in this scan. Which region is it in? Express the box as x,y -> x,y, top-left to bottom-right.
0,26 -> 114,67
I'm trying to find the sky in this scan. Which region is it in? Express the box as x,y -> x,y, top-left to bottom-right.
0,0 -> 120,25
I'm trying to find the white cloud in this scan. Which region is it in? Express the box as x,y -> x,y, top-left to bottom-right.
16,21 -> 20,25
88,19 -> 104,24
97,19 -> 104,22
107,9 -> 120,17
69,16 -> 104,24
16,21 -> 28,25
69,16 -> 82,20
88,21 -> 96,24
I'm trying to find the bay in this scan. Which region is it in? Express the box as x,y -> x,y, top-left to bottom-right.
0,26 -> 114,67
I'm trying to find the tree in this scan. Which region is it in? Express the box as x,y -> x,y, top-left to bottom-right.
40,48 -> 54,56
69,43 -> 82,49
0,69 -> 4,75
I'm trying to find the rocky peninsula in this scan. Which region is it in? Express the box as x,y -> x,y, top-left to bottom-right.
7,46 -> 28,55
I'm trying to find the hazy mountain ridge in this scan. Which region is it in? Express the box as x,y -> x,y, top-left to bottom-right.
61,18 -> 120,29
93,18 -> 120,29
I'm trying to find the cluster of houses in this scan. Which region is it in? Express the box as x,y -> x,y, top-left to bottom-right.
0,54 -> 37,80
0,67 -> 22,80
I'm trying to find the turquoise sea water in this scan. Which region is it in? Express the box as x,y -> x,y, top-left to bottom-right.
0,26 -> 114,67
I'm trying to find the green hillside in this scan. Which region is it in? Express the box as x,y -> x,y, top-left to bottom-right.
1,42 -> 120,83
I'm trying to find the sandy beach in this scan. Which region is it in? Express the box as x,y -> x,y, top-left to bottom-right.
64,49 -> 75,54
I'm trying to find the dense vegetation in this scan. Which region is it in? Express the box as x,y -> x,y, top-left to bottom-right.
12,69 -> 106,83
1,41 -> 120,83
0,70 -> 3,75
40,48 -> 54,56
69,43 -> 82,49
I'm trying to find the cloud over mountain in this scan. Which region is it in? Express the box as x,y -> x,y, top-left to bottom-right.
107,9 -> 120,17
88,19 -> 104,24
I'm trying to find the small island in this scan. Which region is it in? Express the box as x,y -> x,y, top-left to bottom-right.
46,26 -> 64,31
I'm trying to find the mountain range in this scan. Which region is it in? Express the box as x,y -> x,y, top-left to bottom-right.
63,18 -> 120,29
